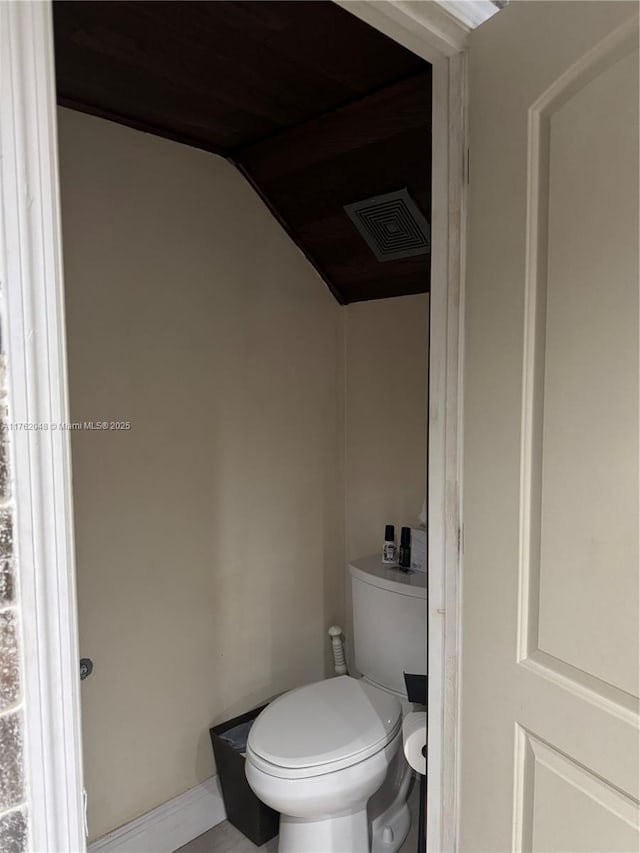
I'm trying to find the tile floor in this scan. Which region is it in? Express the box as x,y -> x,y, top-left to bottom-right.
175,779 -> 420,853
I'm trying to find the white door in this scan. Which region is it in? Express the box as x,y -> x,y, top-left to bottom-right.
460,2 -> 639,851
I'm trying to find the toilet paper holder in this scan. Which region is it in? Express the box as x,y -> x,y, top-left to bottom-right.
404,672 -> 427,705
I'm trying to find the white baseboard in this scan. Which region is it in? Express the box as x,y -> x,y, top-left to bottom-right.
88,776 -> 226,853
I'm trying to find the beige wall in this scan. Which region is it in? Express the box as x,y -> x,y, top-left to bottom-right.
59,109 -> 429,841
58,108 -> 345,840
345,296 -> 428,562
344,296 -> 428,670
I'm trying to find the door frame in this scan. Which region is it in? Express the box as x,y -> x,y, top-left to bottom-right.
338,4 -> 502,850
428,51 -> 467,853
0,2 -> 497,851
0,2 -> 85,852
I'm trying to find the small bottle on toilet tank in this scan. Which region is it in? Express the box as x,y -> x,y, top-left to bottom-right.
382,524 -> 397,564
399,526 -> 411,570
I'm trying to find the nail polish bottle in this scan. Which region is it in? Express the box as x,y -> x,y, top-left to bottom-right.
382,524 -> 397,564
399,526 -> 411,570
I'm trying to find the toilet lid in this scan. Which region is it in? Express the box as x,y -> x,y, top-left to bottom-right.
247,676 -> 402,778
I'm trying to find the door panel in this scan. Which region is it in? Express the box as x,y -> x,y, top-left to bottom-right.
462,3 -> 639,851
525,30 -> 639,715
518,729 -> 639,853
538,44 -> 638,699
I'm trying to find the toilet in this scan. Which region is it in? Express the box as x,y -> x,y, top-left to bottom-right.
245,555 -> 427,853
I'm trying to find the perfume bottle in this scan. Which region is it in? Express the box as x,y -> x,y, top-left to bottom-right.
399,526 -> 411,569
382,524 -> 397,564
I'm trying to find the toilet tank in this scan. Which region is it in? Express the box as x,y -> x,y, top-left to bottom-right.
350,555 -> 427,698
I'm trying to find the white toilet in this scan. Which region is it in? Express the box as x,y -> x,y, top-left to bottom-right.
245,555 -> 427,853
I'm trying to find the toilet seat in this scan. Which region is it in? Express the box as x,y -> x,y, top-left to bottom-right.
246,676 -> 402,780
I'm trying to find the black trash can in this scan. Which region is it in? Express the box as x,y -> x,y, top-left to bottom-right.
209,705 -> 279,846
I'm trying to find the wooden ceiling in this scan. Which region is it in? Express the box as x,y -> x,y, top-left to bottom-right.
53,1 -> 431,304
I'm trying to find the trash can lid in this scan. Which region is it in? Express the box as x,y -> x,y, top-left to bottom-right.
246,676 -> 401,778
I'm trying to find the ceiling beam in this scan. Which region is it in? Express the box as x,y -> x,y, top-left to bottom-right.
236,71 -> 431,181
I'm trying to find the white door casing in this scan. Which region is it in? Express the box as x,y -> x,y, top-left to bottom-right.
335,7 -> 481,853
462,2 -> 639,851
0,2 -> 85,852
334,0 -> 498,63
337,9 -> 472,853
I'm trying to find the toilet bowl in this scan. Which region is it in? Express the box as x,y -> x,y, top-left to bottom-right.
245,676 -> 409,853
246,556 -> 426,852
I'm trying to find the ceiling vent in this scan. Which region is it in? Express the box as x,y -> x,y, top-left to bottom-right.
344,188 -> 430,262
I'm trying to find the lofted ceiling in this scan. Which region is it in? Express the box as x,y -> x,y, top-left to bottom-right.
53,1 -> 431,304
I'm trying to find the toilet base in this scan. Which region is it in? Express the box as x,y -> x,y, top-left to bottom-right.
371,801 -> 411,853
369,746 -> 413,853
279,806 -> 369,853
275,750 -> 413,853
